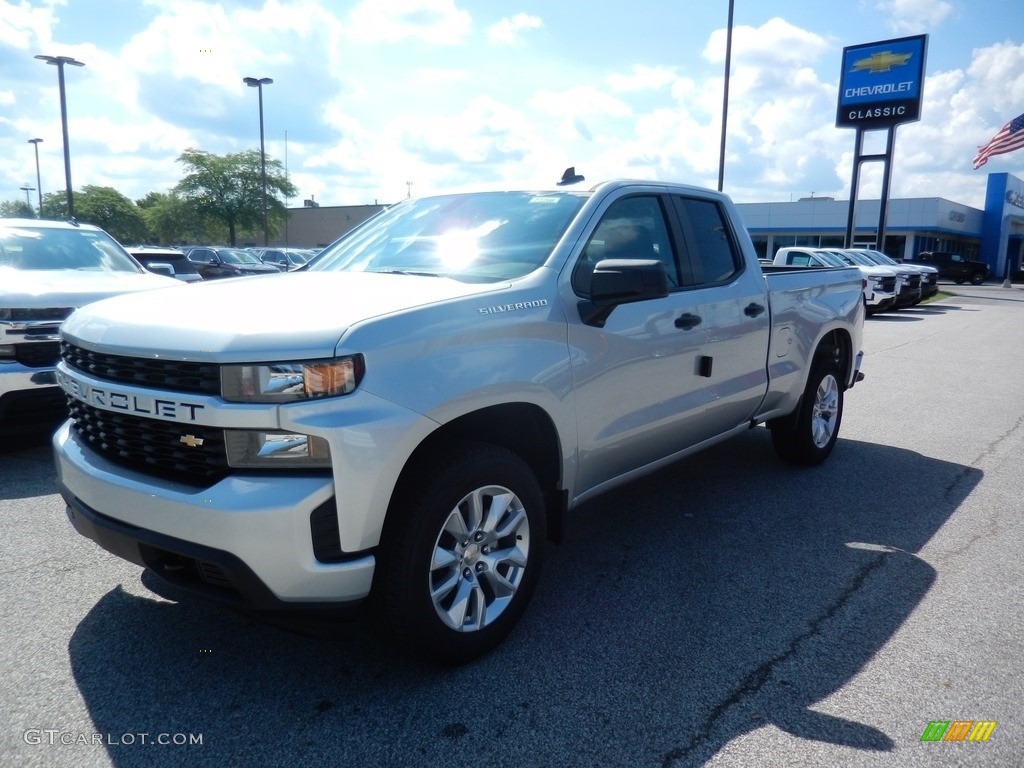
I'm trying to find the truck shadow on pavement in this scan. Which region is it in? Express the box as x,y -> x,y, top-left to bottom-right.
0,435 -> 59,500
67,431 -> 979,768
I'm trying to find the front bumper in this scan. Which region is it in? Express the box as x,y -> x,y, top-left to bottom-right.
0,364 -> 66,430
866,292 -> 896,313
54,421 -> 375,611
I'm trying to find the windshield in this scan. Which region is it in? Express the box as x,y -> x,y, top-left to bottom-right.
863,250 -> 897,265
839,250 -> 877,267
219,248 -> 263,265
0,225 -> 143,272
814,250 -> 848,267
309,191 -> 588,282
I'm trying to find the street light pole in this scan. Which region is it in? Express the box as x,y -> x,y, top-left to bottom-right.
20,185 -> 35,209
243,76 -> 273,246
28,138 -> 43,216
35,55 -> 85,219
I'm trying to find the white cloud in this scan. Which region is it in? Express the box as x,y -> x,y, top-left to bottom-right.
0,0 -> 58,50
487,13 -> 542,46
346,0 -> 471,45
703,17 -> 830,69
877,0 -> 953,34
607,65 -> 677,93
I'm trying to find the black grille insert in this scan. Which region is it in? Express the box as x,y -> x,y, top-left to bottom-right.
15,342 -> 60,368
67,399 -> 229,485
61,342 -> 220,395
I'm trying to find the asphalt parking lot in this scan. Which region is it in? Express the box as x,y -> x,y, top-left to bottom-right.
1,286 -> 1022,768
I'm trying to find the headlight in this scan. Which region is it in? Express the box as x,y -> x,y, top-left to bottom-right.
221,355 -> 364,403
225,430 -> 332,468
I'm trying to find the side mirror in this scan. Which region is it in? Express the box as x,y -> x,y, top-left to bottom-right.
147,262 -> 175,278
578,259 -> 669,327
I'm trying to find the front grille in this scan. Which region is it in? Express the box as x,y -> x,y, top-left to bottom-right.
9,308 -> 74,322
67,399 -> 229,485
879,277 -> 897,293
904,274 -> 922,289
15,342 -> 60,368
61,342 -> 220,395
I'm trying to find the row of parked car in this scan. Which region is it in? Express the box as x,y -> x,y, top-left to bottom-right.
126,244 -> 320,282
0,220 -> 320,434
767,247 -> 949,315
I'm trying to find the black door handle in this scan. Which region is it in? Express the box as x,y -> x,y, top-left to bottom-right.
675,313 -> 702,330
744,302 -> 766,317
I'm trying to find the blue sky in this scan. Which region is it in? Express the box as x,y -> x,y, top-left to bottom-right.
1,0 -> 1023,211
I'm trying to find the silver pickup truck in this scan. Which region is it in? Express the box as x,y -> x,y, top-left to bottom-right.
53,180 -> 864,664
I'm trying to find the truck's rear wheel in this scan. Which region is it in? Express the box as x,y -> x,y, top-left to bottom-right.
970,271 -> 985,285
373,442 -> 545,665
771,359 -> 844,466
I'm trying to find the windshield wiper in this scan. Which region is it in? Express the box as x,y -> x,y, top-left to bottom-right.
368,268 -> 442,277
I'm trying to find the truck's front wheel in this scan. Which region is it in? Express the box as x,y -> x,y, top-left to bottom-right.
373,442 -> 546,665
771,359 -> 844,466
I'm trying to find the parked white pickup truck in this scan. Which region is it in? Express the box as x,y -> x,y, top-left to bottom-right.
54,180 -> 865,664
772,246 -> 900,314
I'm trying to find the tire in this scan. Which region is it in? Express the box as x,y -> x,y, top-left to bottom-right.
970,272 -> 985,285
372,441 -> 546,665
771,358 -> 844,466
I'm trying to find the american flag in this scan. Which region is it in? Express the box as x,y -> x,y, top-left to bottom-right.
973,112 -> 1024,169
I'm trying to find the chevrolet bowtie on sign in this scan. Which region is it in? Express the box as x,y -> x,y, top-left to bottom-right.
837,34 -> 927,129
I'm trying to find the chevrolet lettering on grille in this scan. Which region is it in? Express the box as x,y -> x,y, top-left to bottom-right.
56,368 -> 206,423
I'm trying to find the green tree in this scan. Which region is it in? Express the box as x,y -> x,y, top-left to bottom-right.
0,200 -> 35,218
174,148 -> 296,246
137,190 -> 219,245
39,186 -> 147,243
77,186 -> 147,243
40,191 -> 69,220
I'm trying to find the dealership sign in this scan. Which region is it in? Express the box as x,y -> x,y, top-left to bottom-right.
836,34 -> 927,129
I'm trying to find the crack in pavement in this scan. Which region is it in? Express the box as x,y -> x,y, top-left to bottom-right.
661,552 -> 889,768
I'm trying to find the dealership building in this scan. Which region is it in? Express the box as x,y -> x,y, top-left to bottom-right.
737,172 -> 1024,279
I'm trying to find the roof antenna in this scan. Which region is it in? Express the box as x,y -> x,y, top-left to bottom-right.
557,166 -> 585,186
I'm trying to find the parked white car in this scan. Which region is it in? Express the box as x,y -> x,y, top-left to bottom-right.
0,219 -> 179,435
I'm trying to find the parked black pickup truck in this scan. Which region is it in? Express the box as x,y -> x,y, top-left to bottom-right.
911,251 -> 990,285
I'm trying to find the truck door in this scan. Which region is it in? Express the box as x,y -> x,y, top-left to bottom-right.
666,195 -> 771,434
566,194 -> 709,492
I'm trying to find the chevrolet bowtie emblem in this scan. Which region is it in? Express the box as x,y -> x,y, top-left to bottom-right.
180,434 -> 205,448
851,51 -> 912,74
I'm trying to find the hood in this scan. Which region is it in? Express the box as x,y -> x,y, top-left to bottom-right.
901,263 -> 938,275
232,263 -> 281,273
0,268 -> 180,309
60,270 -> 509,362
855,265 -> 899,277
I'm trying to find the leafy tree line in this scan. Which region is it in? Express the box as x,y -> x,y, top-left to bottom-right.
0,148 -> 297,247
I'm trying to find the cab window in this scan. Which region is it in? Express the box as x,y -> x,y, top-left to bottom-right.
572,195 -> 679,295
671,197 -> 741,286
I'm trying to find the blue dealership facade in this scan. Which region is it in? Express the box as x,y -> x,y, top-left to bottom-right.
738,171 -> 1024,280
